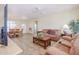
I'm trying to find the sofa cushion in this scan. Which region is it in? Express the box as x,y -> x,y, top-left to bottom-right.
46,46 -> 68,55
70,38 -> 79,55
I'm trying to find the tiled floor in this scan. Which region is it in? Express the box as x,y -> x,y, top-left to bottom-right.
12,34 -> 69,55
11,33 -> 55,55
0,38 -> 22,55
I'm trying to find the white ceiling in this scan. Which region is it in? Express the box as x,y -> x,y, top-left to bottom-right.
8,4 -> 79,20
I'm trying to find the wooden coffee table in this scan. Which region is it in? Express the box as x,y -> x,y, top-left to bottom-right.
33,37 -> 51,49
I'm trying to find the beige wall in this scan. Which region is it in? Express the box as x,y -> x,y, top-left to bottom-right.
31,8 -> 79,31
8,7 -> 79,33
0,5 -> 4,27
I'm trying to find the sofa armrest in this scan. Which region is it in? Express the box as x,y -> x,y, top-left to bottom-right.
62,36 -> 72,41
60,40 -> 72,48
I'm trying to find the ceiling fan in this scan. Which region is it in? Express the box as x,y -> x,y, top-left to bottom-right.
30,7 -> 44,19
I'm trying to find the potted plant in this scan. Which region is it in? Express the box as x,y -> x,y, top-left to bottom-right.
69,19 -> 79,34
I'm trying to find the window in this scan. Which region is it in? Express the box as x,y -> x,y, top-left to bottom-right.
7,20 -> 16,32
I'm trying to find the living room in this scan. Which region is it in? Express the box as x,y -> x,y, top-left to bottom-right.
1,4 -> 79,55
7,4 -> 79,55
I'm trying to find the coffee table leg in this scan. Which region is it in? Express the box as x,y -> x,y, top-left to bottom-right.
44,41 -> 47,49
49,40 -> 51,46
44,40 -> 51,49
44,43 -> 47,49
33,38 -> 35,43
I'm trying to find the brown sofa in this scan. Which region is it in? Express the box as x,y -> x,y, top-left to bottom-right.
42,29 -> 61,41
46,33 -> 79,55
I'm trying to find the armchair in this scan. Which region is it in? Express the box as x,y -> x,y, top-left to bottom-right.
46,33 -> 79,55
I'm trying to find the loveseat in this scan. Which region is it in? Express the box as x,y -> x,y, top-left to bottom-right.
42,29 -> 61,41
